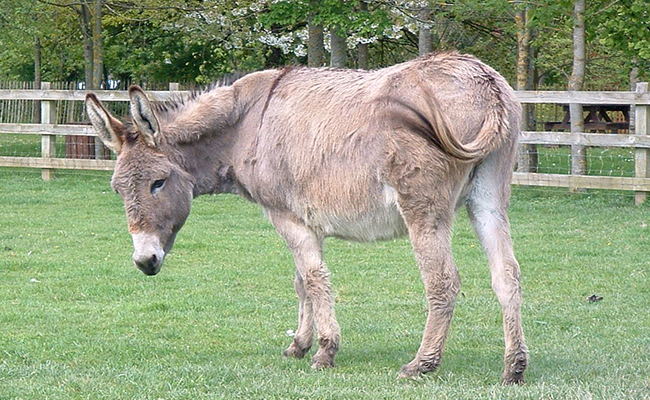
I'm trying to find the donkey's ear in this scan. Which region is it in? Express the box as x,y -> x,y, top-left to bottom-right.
128,85 -> 161,147
85,93 -> 125,154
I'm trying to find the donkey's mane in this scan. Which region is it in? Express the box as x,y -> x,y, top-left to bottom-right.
150,72 -> 247,122
120,72 -> 247,145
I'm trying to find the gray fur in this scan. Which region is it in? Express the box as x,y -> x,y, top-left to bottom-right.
86,52 -> 528,383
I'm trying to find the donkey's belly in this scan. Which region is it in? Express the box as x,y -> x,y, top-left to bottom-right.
306,185 -> 407,242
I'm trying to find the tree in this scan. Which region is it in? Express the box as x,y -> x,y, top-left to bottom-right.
515,1 -> 537,173
80,3 -> 94,88
3,0 -> 648,95
596,0 -> 650,130
569,0 -> 587,179
259,0 -> 395,69
597,0 -> 650,77
92,0 -> 103,89
330,26 -> 347,67
0,0 -> 84,82
357,1 -> 369,69
102,0 -> 267,84
32,0 -> 109,88
308,0 -> 325,67
417,4 -> 431,56
0,0 -> 47,81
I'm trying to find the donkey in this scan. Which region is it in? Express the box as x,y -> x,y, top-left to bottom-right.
86,52 -> 528,383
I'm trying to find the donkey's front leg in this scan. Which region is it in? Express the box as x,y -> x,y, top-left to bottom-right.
282,271 -> 314,359
269,211 -> 341,369
400,210 -> 460,378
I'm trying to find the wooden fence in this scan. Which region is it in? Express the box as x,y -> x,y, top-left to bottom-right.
0,82 -> 180,179
1,82 -> 650,203
515,83 -> 650,204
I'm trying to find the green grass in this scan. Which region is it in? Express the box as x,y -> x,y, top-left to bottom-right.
533,146 -> 635,177
0,135 -> 74,158
1,168 -> 649,399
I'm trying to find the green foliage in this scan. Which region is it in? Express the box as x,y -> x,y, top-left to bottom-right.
0,0 -> 648,88
102,1 -> 268,84
0,0 -> 82,81
258,0 -> 391,34
597,0 -> 650,69
0,0 -> 37,78
258,0 -> 308,28
0,170 -> 649,398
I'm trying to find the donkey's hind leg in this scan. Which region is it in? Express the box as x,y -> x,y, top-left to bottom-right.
269,211 -> 340,369
283,271 -> 314,359
398,204 -> 461,378
466,155 -> 528,384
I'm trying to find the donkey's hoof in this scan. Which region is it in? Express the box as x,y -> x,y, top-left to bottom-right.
398,362 -> 422,379
283,342 -> 310,359
399,357 -> 440,379
311,354 -> 335,369
502,352 -> 528,384
502,363 -> 526,385
502,373 -> 525,385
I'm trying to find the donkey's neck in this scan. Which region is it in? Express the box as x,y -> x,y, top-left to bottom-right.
168,69 -> 282,199
172,132 -> 240,197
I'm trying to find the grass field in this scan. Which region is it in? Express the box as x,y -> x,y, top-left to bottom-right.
1,168 -> 649,399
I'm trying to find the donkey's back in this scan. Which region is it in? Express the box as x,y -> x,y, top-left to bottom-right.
236,53 -> 520,242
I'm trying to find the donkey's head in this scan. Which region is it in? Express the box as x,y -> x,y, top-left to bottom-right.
86,87 -> 195,275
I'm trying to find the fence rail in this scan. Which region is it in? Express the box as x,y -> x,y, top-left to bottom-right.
0,89 -> 176,102
516,89 -> 650,105
1,82 -> 649,203
0,123 -> 94,135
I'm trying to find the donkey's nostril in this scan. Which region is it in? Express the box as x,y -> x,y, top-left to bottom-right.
133,253 -> 162,275
131,233 -> 164,275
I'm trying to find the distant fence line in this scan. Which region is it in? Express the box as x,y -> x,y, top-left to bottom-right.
1,82 -> 649,203
514,83 -> 650,204
0,81 -> 175,125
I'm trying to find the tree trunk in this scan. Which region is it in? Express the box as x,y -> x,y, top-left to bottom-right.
568,0 -> 586,93
514,2 -> 537,172
330,27 -> 347,68
357,1 -> 369,69
569,0 -> 586,181
515,8 -> 530,91
629,59 -> 639,133
308,23 -> 324,67
418,5 -> 432,56
92,0 -> 107,158
358,42 -> 368,69
34,37 -> 42,124
78,2 -> 94,89
92,0 -> 104,89
307,0 -> 324,67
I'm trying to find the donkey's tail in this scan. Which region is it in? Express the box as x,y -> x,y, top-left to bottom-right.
387,86 -> 512,163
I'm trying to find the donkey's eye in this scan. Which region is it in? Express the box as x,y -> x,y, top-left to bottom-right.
151,179 -> 165,195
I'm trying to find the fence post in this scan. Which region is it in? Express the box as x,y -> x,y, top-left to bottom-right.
40,82 -> 56,180
169,82 -> 179,91
635,82 -> 649,205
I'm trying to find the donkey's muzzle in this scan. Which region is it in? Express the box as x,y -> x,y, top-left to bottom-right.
131,233 -> 165,275
133,253 -> 163,275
